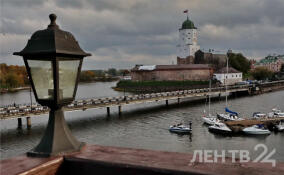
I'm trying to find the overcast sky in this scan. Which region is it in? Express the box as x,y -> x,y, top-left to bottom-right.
1,0 -> 284,70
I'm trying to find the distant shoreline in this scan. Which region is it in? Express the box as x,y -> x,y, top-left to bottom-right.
0,86 -> 31,94
0,78 -> 119,94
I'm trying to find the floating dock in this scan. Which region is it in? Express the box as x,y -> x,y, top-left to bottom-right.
225,118 -> 284,133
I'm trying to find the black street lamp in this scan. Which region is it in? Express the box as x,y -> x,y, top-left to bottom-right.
13,14 -> 91,157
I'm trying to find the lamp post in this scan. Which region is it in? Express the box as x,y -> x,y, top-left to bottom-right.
29,76 -> 32,112
123,71 -> 126,101
13,14 -> 91,157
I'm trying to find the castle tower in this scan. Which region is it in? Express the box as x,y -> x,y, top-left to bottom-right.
177,13 -> 200,64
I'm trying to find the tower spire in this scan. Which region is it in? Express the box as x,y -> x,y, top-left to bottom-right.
187,11 -> 189,20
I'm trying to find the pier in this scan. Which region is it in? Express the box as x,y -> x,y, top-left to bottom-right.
1,80 -> 284,129
225,117 -> 284,133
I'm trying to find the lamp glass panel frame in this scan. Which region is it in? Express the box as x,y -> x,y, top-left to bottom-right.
24,57 -> 83,108
26,59 -> 54,101
58,60 -> 81,100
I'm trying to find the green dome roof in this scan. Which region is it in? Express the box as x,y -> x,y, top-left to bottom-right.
181,18 -> 197,29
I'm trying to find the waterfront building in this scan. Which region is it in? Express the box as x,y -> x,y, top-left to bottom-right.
213,67 -> 242,85
253,55 -> 284,72
176,16 -> 200,65
131,64 -> 213,81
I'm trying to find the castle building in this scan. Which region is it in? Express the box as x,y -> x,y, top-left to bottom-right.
177,16 -> 200,65
176,15 -> 229,70
131,64 -> 213,81
130,12 -> 221,82
194,50 -> 227,70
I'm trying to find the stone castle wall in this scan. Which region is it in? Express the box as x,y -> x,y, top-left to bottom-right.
177,56 -> 194,65
131,69 -> 212,81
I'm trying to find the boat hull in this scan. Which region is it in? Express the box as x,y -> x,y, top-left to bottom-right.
169,127 -> 192,134
169,129 -> 191,134
243,130 -> 271,135
208,127 -> 232,135
276,126 -> 284,132
242,126 -> 271,135
202,117 -> 217,125
217,114 -> 234,121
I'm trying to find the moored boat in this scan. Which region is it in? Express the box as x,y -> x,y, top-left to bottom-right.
268,108 -> 284,118
252,112 -> 267,119
208,123 -> 232,135
202,80 -> 220,126
202,116 -> 220,125
242,125 -> 271,135
217,113 -> 243,121
276,121 -> 284,132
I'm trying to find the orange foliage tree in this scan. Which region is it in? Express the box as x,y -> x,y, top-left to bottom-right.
0,63 -> 29,88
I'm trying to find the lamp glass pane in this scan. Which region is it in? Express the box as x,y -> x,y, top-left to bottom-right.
59,60 -> 80,99
27,60 -> 54,99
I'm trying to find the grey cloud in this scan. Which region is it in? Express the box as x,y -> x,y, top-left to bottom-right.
2,0 -> 45,7
1,0 -> 284,69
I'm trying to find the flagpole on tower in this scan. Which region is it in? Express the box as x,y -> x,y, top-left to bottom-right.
183,9 -> 189,20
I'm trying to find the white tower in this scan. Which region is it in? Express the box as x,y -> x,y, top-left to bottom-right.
177,15 -> 200,59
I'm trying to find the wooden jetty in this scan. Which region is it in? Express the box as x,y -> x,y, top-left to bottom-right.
225,118 -> 284,133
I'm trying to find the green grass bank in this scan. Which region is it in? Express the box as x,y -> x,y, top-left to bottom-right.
115,80 -> 217,93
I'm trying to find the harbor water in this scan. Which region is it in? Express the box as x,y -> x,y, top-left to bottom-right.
0,81 -> 284,161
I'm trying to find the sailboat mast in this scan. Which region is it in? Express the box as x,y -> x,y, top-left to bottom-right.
209,79 -> 211,116
225,55 -> 228,107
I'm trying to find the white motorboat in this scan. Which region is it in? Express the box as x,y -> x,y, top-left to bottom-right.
169,123 -> 192,134
252,112 -> 267,119
202,116 -> 220,125
276,122 -> 284,132
208,123 -> 232,135
268,108 -> 284,118
242,125 -> 271,135
273,109 -> 284,118
217,113 -> 243,121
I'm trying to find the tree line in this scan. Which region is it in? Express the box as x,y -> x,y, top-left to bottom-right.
79,69 -> 129,82
227,53 -> 284,80
0,63 -> 130,88
0,64 -> 29,88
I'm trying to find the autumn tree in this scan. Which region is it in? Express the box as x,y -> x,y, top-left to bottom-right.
80,70 -> 95,82
5,73 -> 19,88
251,67 -> 274,80
0,63 -> 29,88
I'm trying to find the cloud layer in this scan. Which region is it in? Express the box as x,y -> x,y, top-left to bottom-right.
1,0 -> 283,69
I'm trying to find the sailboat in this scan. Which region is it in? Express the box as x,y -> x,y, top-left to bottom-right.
217,108 -> 243,121
202,79 -> 220,125
216,56 -> 243,122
